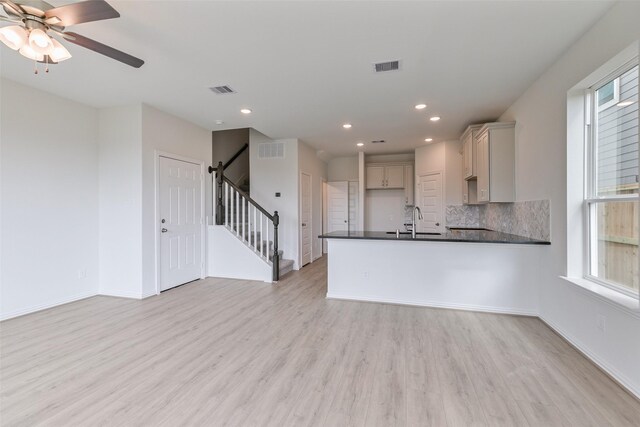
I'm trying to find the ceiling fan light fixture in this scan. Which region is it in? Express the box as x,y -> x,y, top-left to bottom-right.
0,26 -> 28,51
49,38 -> 72,62
29,29 -> 54,55
19,44 -> 44,61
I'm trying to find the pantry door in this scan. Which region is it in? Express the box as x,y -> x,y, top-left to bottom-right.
418,172 -> 444,233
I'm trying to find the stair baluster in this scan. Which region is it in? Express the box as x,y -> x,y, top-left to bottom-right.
210,162 -> 283,281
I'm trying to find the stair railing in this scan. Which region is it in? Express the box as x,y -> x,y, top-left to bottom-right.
210,161 -> 280,281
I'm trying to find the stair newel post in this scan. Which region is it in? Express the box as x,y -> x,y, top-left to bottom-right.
272,211 -> 280,282
215,161 -> 224,225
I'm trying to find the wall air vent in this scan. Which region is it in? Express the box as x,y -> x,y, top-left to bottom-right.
258,142 -> 285,159
373,60 -> 400,73
209,85 -> 236,94
371,140 -> 386,144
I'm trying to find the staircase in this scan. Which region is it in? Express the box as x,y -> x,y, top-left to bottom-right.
211,160 -> 294,281
230,220 -> 295,278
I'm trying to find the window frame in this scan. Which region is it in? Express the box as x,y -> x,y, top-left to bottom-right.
583,59 -> 639,299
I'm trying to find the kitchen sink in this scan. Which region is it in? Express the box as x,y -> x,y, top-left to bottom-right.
386,231 -> 442,236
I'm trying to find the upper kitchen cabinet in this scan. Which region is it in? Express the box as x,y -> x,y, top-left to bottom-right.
476,122 -> 516,203
366,164 -> 405,189
366,166 -> 385,189
462,124 -> 483,180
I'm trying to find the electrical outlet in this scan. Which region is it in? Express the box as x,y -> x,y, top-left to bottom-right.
77,269 -> 87,279
596,314 -> 606,333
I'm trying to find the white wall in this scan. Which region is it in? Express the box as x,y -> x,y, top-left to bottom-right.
366,153 -> 414,163
98,106 -> 143,298
207,226 -> 271,282
415,142 -> 446,177
415,140 -> 463,206
498,1 -> 640,397
444,140 -> 463,205
298,141 -> 328,262
327,156 -> 358,181
249,130 -> 300,268
1,79 -> 99,319
97,104 -> 212,299
141,104 -> 211,297
365,189 -> 406,231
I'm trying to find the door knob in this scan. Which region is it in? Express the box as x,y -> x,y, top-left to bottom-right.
302,223 -> 306,227
161,228 -> 168,233
344,220 -> 347,223
435,223 -> 440,226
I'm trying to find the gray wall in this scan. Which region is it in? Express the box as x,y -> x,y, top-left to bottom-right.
212,128 -> 250,185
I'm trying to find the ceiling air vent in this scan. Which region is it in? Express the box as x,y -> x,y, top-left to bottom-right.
209,85 -> 236,94
258,142 -> 285,159
371,140 -> 386,144
373,60 -> 400,73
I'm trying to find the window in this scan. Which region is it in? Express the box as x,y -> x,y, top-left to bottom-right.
597,78 -> 620,111
585,62 -> 639,297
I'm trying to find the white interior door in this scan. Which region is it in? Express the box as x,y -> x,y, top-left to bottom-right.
418,172 -> 443,233
159,156 -> 202,291
327,181 -> 349,232
300,172 -> 312,267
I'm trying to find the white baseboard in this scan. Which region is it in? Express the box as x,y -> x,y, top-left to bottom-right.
0,291 -> 97,321
99,290 -> 153,300
326,293 -> 538,317
540,315 -> 640,400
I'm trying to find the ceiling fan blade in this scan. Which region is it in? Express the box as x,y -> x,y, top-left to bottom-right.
62,31 -> 144,68
1,0 -> 25,18
45,0 -> 119,26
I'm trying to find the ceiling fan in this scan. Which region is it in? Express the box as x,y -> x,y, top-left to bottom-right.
0,0 -> 144,69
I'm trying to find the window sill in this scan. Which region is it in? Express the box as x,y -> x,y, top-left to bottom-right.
560,276 -> 640,317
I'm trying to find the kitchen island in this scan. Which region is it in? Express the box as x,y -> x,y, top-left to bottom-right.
320,229 -> 550,315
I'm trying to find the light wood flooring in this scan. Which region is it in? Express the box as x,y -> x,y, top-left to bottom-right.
1,256 -> 639,426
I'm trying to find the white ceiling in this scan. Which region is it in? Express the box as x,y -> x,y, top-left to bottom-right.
1,0 -> 613,157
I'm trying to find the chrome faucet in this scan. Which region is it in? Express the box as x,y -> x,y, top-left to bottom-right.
412,206 -> 423,238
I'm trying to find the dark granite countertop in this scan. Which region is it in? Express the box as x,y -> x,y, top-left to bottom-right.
319,229 -> 550,245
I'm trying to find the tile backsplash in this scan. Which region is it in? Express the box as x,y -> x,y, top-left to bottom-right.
445,205 -> 483,228
446,200 -> 550,241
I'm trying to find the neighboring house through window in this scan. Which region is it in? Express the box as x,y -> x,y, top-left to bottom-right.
566,43 -> 639,306
585,63 -> 639,297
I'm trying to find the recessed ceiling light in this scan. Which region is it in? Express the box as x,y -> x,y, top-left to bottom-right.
424,138 -> 433,142
617,100 -> 635,107
415,104 -> 427,110
343,123 -> 352,129
240,108 -> 252,114
356,142 -> 364,147
215,120 -> 224,125
430,116 -> 441,122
